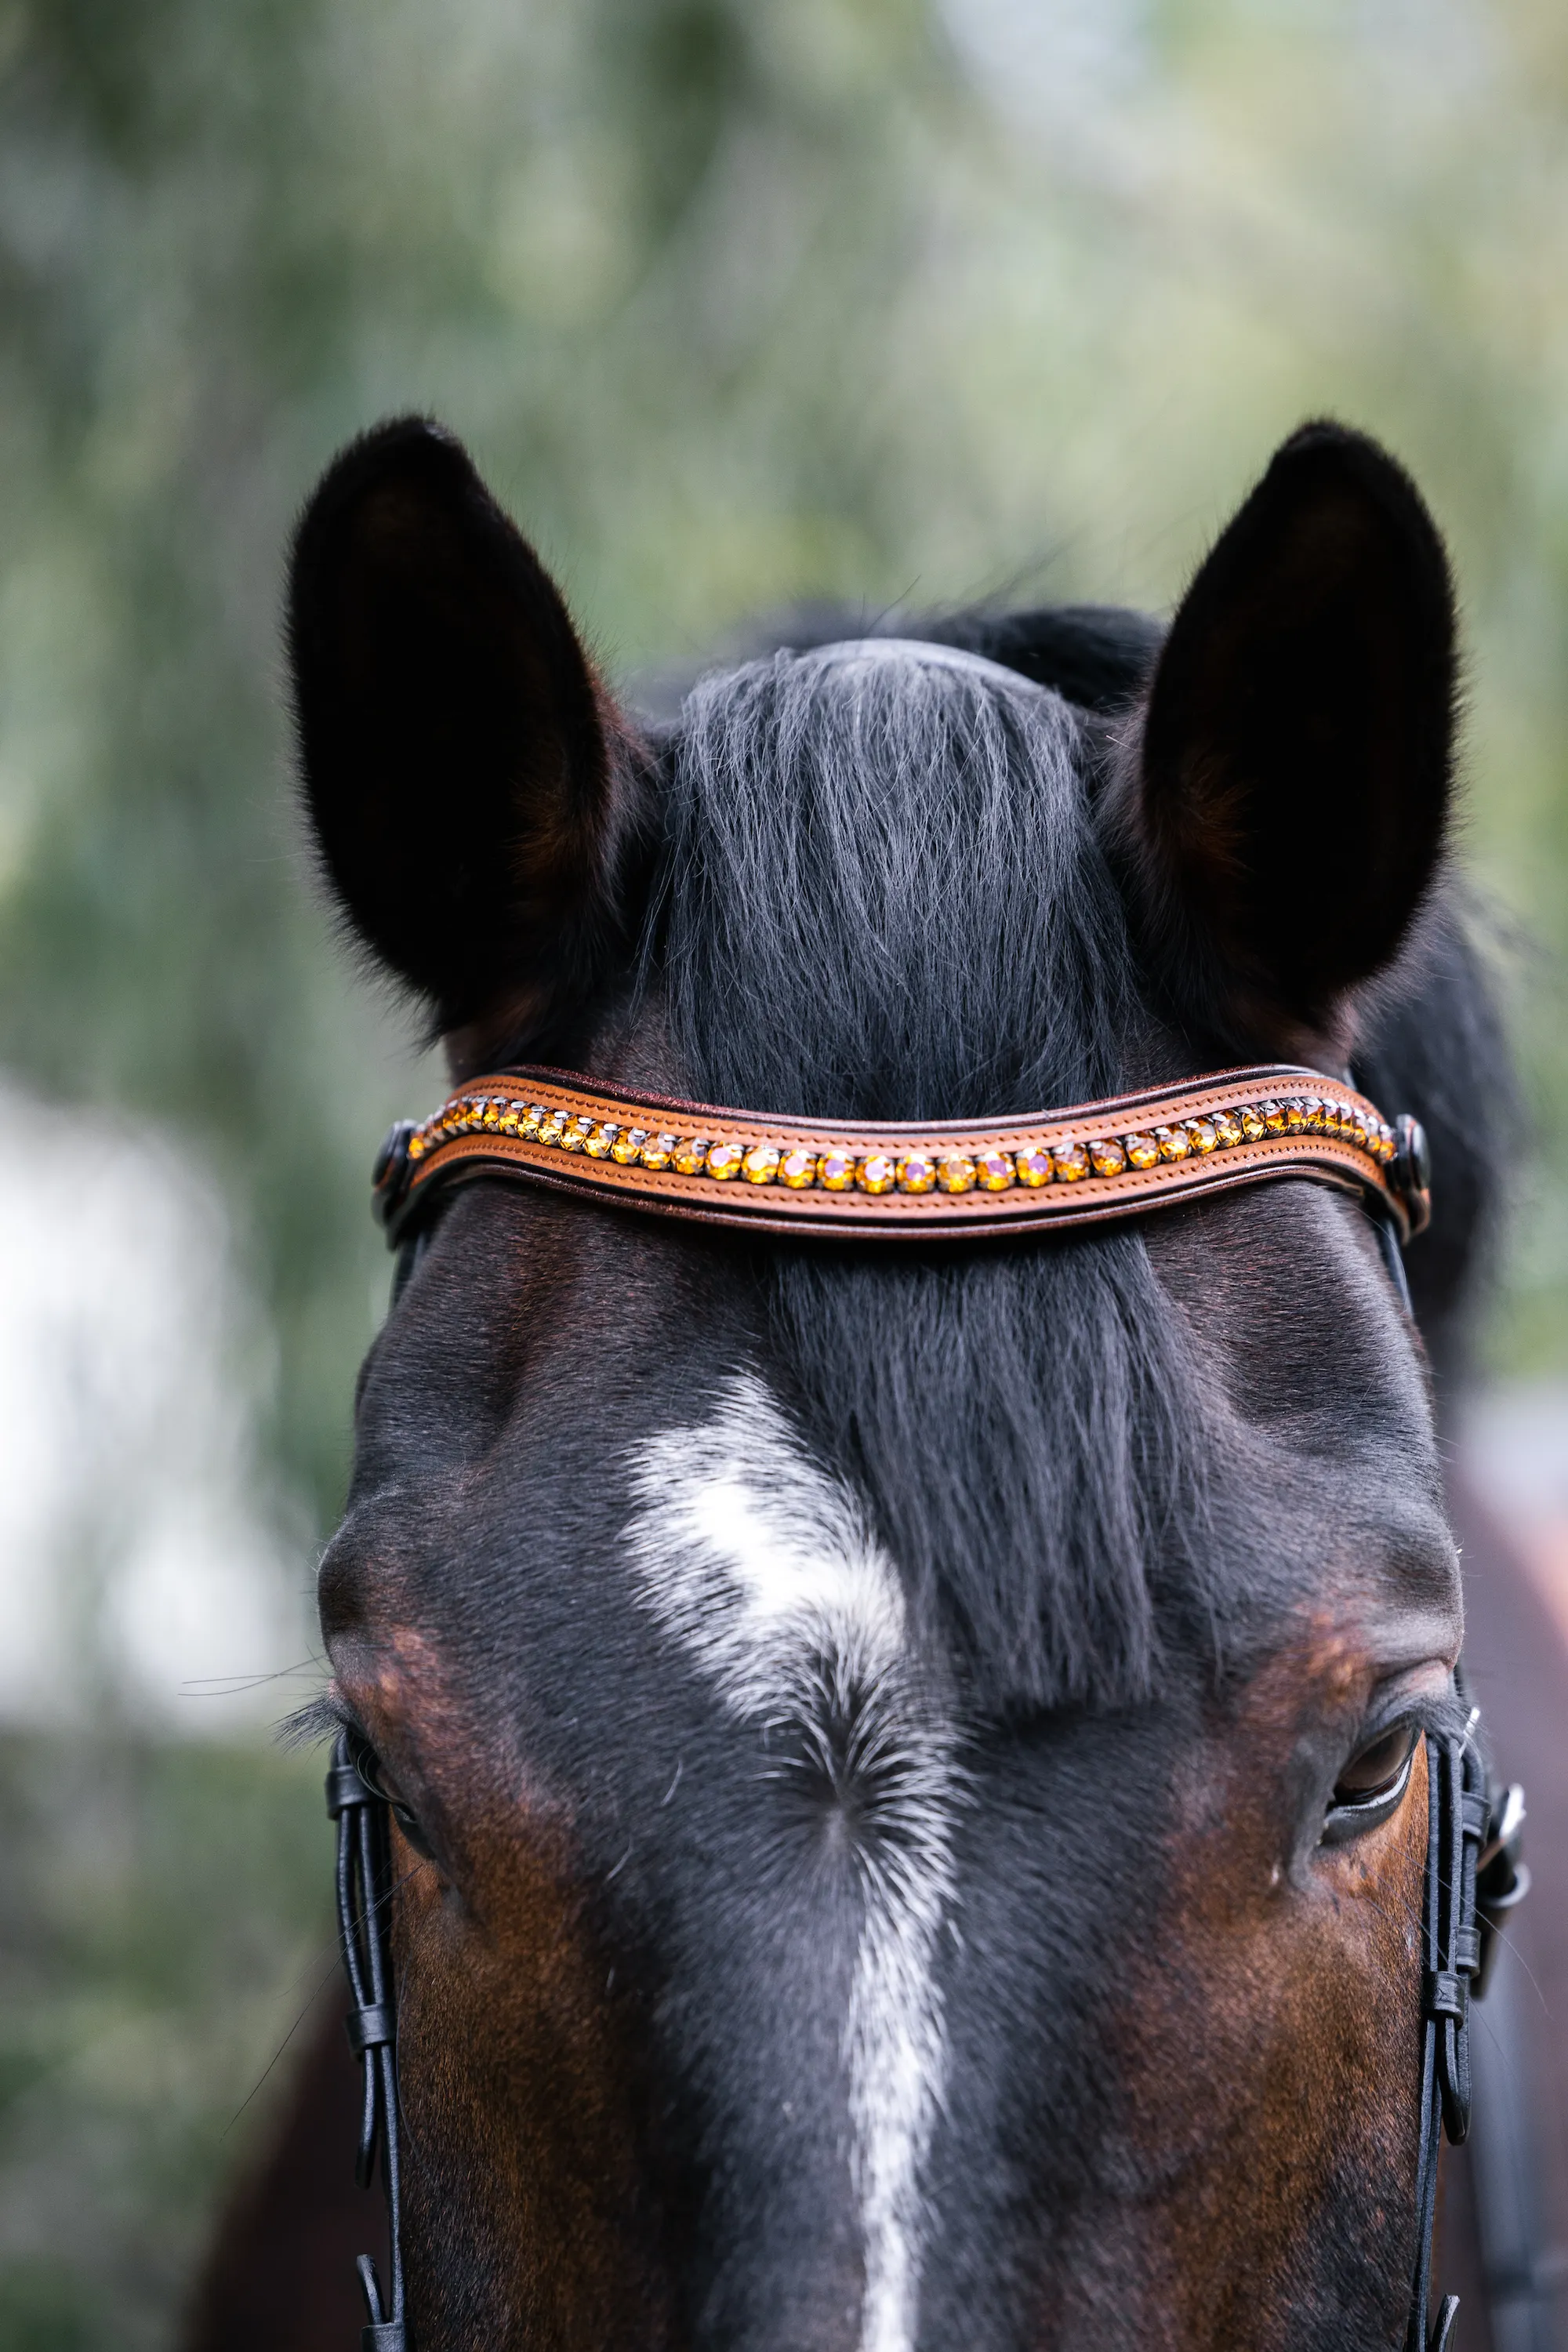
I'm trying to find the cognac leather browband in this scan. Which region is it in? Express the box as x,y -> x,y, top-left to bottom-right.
372,1063 -> 1432,1250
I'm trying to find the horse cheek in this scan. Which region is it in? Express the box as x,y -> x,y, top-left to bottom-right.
392,1820 -> 671,2352
1107,1745 -> 1428,2350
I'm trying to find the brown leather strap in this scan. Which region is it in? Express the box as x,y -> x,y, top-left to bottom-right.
372,1065 -> 1431,1248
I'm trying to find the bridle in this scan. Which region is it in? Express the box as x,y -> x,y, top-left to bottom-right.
330,1058 -> 1527,2352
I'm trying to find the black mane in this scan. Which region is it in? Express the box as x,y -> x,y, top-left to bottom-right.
642,615 -> 1508,1710
652,637 -> 1211,1711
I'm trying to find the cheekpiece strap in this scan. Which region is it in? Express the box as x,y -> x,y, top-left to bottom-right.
372,1062 -> 1432,1248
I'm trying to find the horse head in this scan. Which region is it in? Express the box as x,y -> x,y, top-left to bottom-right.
289,416 -> 1505,2350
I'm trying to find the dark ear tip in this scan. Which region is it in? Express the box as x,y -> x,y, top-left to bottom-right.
289,416 -> 485,576
1262,418 -> 1449,550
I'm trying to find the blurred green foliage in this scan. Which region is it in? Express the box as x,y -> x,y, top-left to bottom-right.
0,1736 -> 329,2350
2,0 -> 1568,2338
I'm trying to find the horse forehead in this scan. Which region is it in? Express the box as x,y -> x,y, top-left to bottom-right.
624,1374 -> 915,1707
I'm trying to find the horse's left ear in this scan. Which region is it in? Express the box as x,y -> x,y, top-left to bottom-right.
1128,421 -> 1457,1040
289,416 -> 643,1036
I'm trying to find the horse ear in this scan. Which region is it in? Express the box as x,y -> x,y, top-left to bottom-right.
1128,422 -> 1457,1040
288,416 -> 638,1032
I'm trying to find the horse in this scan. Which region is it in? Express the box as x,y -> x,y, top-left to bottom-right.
189,414 -> 1533,2351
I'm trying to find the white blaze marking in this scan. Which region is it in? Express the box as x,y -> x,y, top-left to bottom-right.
626,1377 -> 956,2352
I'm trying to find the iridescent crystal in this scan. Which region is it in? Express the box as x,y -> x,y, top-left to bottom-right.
897,1152 -> 937,1192
935,1154 -> 977,1193
857,1152 -> 898,1194
742,1144 -> 782,1185
1014,1146 -> 1053,1188
975,1150 -> 1015,1192
1123,1133 -> 1160,1169
779,1148 -> 817,1189
1088,1138 -> 1127,1177
706,1141 -> 744,1179
818,1150 -> 856,1191
1053,1143 -> 1090,1181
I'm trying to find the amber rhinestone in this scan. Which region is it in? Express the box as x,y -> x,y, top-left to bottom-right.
818,1149 -> 856,1191
897,1152 -> 938,1193
1327,1100 -> 1349,1137
1298,1098 -> 1322,1133
1185,1119 -> 1218,1156
935,1153 -> 978,1194
975,1150 -> 1015,1192
1154,1126 -> 1189,1163
742,1143 -> 782,1185
496,1103 -> 520,1135
858,1152 -> 898,1194
536,1110 -> 566,1145
521,1105 -> 545,1139
1283,1099 -> 1306,1134
407,1131 -> 426,1160
1123,1132 -> 1160,1170
1372,1124 -> 1396,1164
1087,1138 -> 1127,1178
673,1138 -> 710,1175
612,1128 -> 647,1165
1053,1143 -> 1090,1182
1213,1110 -> 1243,1149
706,1140 -> 744,1180
1240,1106 -> 1266,1142
561,1116 -> 593,1152
477,1099 -> 501,1131
1014,1146 -> 1053,1188
779,1147 -> 817,1189
584,1123 -> 619,1159
641,1134 -> 677,1171
1260,1099 -> 1285,1135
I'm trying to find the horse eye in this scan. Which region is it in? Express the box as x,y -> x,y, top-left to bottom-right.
1333,1720 -> 1418,1808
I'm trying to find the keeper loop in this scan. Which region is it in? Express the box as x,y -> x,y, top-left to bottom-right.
347,2002 -> 395,2056
1425,1970 -> 1468,2024
327,1759 -> 372,1819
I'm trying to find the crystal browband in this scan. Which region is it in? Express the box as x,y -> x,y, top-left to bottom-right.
372,1065 -> 1431,1247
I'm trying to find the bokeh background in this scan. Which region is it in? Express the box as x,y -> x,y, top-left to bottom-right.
5,1 -> 1568,2343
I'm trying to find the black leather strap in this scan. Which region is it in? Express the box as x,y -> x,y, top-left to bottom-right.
1409,1726 -> 1507,2350
330,1734 -> 409,2352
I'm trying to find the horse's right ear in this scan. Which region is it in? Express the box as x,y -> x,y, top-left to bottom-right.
288,417 -> 641,1033
1124,422 -> 1457,1047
